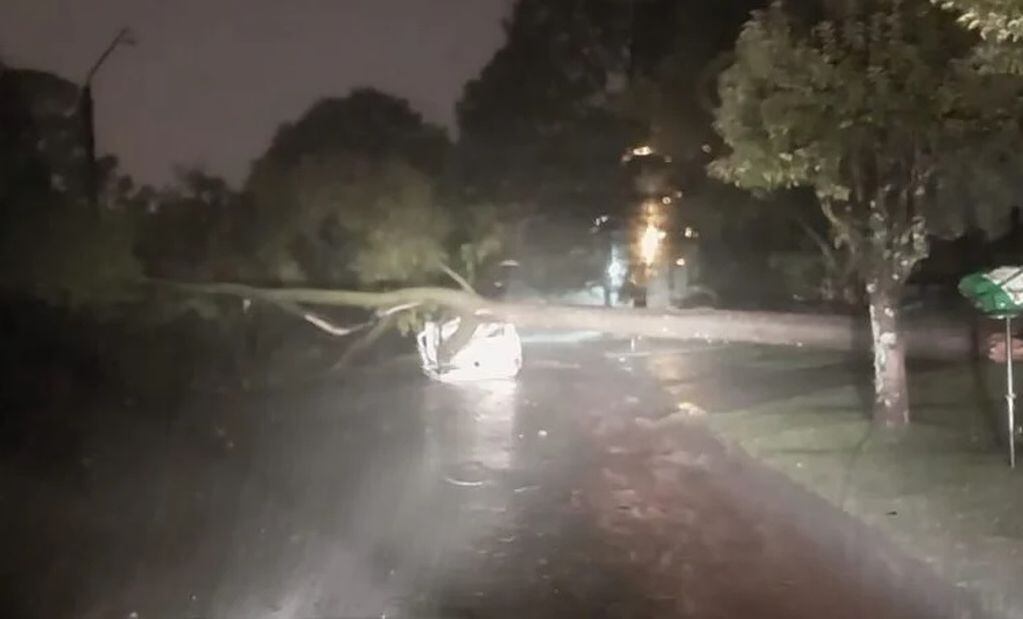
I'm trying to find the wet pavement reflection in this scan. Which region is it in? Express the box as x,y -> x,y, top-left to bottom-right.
3,340 -> 990,618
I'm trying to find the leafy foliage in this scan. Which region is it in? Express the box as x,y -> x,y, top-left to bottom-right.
0,69 -> 88,204
619,1 -> 764,167
711,0 -> 1023,423
935,0 -> 1023,40
0,199 -> 139,308
251,88 -> 449,180
245,89 -> 456,287
311,159 -> 451,286
455,0 -> 639,220
0,67 -> 140,308
712,0 -> 1022,286
934,0 -> 1023,73
134,168 -> 251,281
450,202 -> 507,287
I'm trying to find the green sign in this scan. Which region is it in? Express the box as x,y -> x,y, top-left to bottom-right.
960,267 -> 1023,317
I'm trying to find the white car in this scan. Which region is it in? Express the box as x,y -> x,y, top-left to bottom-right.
416,317 -> 523,382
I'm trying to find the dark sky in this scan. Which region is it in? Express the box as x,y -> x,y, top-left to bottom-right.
0,0 -> 510,186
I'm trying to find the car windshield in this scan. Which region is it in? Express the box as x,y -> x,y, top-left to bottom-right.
4,1 -> 1023,617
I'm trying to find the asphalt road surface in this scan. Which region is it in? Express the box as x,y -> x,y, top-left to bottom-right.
3,339 -> 989,618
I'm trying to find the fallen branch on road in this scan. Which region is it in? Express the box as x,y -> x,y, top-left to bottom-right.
165,281 -> 975,360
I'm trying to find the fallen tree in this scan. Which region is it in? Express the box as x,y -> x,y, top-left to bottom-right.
174,281 -> 977,361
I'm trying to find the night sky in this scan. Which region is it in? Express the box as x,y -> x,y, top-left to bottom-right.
0,0 -> 510,186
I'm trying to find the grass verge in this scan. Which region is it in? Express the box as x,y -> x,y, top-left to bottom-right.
706,349 -> 1023,618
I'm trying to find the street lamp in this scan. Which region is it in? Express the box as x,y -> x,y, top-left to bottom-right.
622,143 -> 676,309
80,27 -> 135,209
639,221 -> 666,267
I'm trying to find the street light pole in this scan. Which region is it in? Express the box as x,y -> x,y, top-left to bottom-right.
80,27 -> 135,210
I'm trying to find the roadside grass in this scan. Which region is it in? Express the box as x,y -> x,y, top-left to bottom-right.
707,349 -> 1023,618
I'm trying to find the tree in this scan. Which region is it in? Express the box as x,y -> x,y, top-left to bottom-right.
935,0 -> 1023,40
271,155 -> 452,286
250,88 -> 449,180
454,1 -> 658,300
710,0 -> 1023,426
0,67 -> 139,309
0,68 -> 89,205
621,0 -> 766,169
134,168 -> 250,281
933,0 -> 1023,72
179,278 -> 977,362
455,0 -> 638,221
243,89 -> 455,287
618,0 -> 845,308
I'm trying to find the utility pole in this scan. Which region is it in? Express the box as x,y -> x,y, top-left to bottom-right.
80,27 -> 135,210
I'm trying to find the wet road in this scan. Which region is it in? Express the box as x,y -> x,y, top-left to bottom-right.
4,339 -> 988,618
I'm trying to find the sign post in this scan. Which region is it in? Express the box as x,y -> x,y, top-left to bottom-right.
960,266 -> 1023,468
1006,315 -> 1017,468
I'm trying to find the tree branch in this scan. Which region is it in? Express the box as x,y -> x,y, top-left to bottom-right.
330,313 -> 396,372
299,311 -> 370,336
161,279 -> 973,359
378,302 -> 421,317
438,262 -> 476,294
793,216 -> 838,273
820,199 -> 863,253
165,281 -> 480,313
245,292 -> 371,337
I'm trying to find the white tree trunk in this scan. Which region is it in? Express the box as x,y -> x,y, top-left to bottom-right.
178,282 -> 975,360
868,282 -> 910,427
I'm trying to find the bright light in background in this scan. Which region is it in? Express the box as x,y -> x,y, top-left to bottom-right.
640,223 -> 666,266
621,144 -> 657,162
608,257 -> 628,282
636,196 -> 667,269
642,198 -> 665,225
675,257 -> 687,267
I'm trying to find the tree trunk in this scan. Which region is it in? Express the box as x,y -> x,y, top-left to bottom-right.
868,283 -> 910,427
173,282 -> 975,360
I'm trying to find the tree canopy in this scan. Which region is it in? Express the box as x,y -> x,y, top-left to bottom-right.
0,67 -> 139,308
936,0 -> 1023,40
710,0 -> 1023,425
934,0 -> 1023,72
242,89 -> 457,287
455,0 -> 639,221
250,88 -> 450,180
134,168 -> 249,281
712,0 -> 1021,258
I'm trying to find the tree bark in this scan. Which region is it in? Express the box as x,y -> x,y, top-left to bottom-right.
868,282 -> 910,427
171,281 -> 974,361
